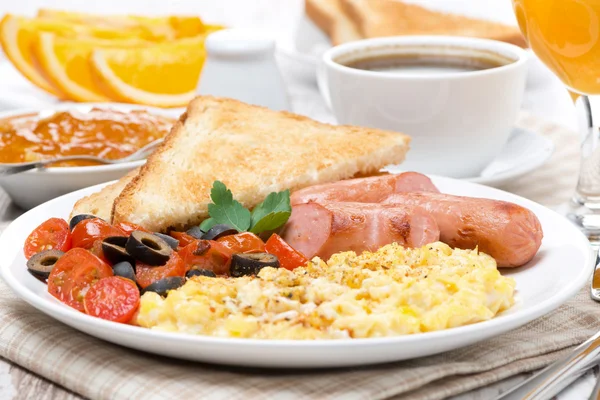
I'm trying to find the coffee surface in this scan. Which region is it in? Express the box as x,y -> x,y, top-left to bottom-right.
342,53 -> 508,74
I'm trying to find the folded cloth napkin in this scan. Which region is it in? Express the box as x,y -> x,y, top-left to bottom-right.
0,112 -> 592,400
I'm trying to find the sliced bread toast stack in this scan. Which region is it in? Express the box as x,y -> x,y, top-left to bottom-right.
71,96 -> 410,232
306,0 -> 526,47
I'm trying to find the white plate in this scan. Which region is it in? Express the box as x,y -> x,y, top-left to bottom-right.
0,103 -> 183,210
0,176 -> 592,368
384,127 -> 554,187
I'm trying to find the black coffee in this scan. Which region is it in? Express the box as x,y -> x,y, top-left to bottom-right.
341,53 -> 510,74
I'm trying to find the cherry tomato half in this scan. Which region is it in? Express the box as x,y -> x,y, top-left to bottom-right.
23,218 -> 71,259
265,234 -> 308,271
84,276 -> 140,323
135,252 -> 185,289
217,232 -> 265,254
115,222 -> 148,235
48,248 -> 113,312
88,239 -> 110,264
179,240 -> 232,275
170,231 -> 198,249
71,218 -> 125,249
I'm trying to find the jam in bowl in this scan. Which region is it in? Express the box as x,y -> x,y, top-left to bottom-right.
0,107 -> 175,167
0,104 -> 179,210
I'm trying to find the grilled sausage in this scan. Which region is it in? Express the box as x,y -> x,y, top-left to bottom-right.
383,193 -> 543,267
290,172 -> 439,205
281,202 -> 440,260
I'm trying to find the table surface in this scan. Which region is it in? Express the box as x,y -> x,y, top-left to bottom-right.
0,1 -> 593,398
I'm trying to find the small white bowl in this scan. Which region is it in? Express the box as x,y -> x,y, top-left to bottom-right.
0,103 -> 183,210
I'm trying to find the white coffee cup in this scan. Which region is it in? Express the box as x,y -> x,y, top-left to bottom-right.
318,36 -> 529,178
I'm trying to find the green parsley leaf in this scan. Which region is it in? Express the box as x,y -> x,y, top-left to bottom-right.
199,217 -> 217,232
249,190 -> 291,233
210,181 -> 234,205
249,211 -> 291,234
207,181 -> 251,232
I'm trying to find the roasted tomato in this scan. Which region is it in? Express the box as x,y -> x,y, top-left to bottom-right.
217,232 -> 265,254
265,234 -> 308,271
84,276 -> 140,323
23,218 -> 71,259
115,222 -> 148,235
169,231 -> 198,249
71,218 -> 125,249
88,240 -> 110,264
135,252 -> 185,289
179,240 -> 232,275
48,248 -> 113,312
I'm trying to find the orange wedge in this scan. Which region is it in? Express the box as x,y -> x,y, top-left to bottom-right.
90,36 -> 210,107
0,15 -> 64,96
37,9 -> 208,40
35,33 -> 151,102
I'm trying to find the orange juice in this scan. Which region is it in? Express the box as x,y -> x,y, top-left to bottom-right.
513,0 -> 600,94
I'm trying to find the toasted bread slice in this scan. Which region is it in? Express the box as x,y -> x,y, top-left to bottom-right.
305,0 -> 363,45
112,96 -> 410,232
340,0 -> 527,47
69,168 -> 139,221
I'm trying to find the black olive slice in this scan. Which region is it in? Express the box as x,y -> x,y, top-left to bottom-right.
186,269 -> 216,278
230,253 -> 279,277
69,214 -> 98,231
201,224 -> 238,241
103,236 -> 128,246
142,277 -> 185,296
26,249 -> 64,281
186,226 -> 204,239
112,261 -> 136,282
126,231 -> 172,266
153,233 -> 179,250
102,236 -> 133,264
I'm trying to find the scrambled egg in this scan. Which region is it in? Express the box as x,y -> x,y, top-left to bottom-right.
136,242 -> 515,339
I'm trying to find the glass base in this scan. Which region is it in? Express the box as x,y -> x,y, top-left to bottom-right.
561,194 -> 600,245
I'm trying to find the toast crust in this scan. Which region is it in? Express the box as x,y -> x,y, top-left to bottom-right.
69,167 -> 139,221
110,110 -> 189,229
340,0 -> 527,48
305,0 -> 363,45
111,96 -> 410,232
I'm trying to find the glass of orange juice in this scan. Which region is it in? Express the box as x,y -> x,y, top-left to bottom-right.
513,0 -> 600,240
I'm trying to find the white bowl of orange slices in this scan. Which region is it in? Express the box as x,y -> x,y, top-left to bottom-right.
0,9 -> 224,108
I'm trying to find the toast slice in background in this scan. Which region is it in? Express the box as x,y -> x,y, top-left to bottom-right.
69,168 -> 139,221
111,96 -> 410,232
305,0 -> 363,45
340,0 -> 527,47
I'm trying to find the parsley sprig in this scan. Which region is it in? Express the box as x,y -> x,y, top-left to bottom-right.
200,181 -> 291,234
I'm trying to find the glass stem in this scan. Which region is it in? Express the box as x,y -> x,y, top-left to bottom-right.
570,95 -> 600,241
574,96 -> 600,204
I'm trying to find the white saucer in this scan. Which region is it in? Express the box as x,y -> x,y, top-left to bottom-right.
465,127 -> 555,186
385,126 -> 554,187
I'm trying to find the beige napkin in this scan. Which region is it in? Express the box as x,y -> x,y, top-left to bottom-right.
0,113 -> 595,400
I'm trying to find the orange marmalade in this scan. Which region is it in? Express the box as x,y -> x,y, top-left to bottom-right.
0,108 -> 174,166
